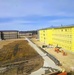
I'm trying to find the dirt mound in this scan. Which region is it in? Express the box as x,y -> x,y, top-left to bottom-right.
0,40 -> 44,75
0,40 -> 42,64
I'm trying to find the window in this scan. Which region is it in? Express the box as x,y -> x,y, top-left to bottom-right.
70,35 -> 72,38
43,34 -> 45,36
61,29 -> 63,31
43,30 -> 45,32
70,41 -> 72,43
65,29 -> 67,31
70,47 -> 71,50
44,37 -> 45,39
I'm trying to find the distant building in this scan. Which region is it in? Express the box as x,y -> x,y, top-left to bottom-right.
0,30 -> 18,40
19,32 -> 32,38
38,25 -> 74,52
0,32 -> 1,40
19,30 -> 37,38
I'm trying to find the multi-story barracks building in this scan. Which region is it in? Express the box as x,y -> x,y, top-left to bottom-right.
38,25 -> 74,52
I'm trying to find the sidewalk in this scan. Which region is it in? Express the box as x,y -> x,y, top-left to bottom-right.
26,38 -> 62,75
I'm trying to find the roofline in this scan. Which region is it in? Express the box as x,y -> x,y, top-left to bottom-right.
38,25 -> 74,30
54,25 -> 74,29
38,27 -> 53,31
0,30 -> 18,32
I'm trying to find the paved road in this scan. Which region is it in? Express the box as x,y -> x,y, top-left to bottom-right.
26,38 -> 62,75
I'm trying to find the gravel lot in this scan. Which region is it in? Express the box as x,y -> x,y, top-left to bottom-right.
31,38 -> 74,72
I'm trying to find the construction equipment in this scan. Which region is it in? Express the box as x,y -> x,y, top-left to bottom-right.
55,47 -> 60,53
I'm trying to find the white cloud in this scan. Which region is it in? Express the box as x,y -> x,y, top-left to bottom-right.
47,18 -> 74,26
0,0 -> 74,17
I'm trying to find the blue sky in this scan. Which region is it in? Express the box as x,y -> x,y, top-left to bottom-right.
0,0 -> 74,31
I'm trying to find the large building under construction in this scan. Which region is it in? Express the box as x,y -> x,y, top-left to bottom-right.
0,30 -> 18,40
38,25 -> 74,52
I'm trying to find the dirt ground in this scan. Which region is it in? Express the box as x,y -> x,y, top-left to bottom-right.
0,38 -> 25,49
31,38 -> 74,72
0,38 -> 44,75
3,56 -> 43,75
